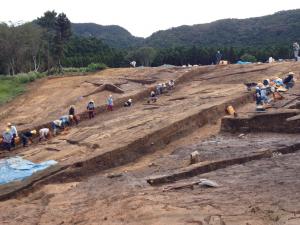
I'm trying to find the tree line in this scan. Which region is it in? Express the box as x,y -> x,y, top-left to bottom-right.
0,11 -> 296,75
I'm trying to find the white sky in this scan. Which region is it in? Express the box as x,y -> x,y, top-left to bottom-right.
1,0 -> 300,37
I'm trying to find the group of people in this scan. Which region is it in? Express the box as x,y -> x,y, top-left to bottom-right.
1,80 -> 177,151
255,71 -> 295,108
1,123 -> 39,151
1,106 -> 80,151
148,80 -> 175,103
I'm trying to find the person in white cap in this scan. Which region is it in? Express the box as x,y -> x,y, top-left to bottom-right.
7,122 -> 18,148
60,115 -> 74,126
87,100 -> 95,119
283,72 -> 295,89
21,130 -> 37,147
124,98 -> 133,107
51,120 -> 63,136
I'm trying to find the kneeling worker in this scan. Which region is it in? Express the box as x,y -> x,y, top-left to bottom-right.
124,99 -> 133,107
7,123 -> 18,148
69,105 -> 79,125
39,128 -> 51,142
60,115 -> 74,127
51,120 -> 63,136
21,130 -> 37,147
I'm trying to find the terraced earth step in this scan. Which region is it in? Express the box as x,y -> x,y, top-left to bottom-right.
147,143 -> 300,185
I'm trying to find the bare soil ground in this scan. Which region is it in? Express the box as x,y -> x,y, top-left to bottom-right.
0,62 -> 300,225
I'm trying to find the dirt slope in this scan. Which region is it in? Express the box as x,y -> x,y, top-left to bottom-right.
0,62 -> 300,225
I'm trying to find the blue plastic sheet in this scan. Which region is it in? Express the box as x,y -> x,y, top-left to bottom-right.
0,156 -> 57,185
236,60 -> 252,65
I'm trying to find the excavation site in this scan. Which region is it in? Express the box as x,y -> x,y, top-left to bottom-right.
0,62 -> 299,225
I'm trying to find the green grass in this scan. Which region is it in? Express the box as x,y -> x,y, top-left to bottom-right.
63,63 -> 107,74
0,72 -> 46,105
0,64 -> 107,106
0,79 -> 25,105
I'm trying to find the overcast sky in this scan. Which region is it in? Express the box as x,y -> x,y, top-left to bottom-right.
1,0 -> 300,37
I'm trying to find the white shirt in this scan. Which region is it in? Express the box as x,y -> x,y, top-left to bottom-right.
39,128 -> 49,137
9,126 -> 18,136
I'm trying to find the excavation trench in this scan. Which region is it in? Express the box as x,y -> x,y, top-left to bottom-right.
0,67 -> 214,152
147,142 -> 300,186
0,91 -> 253,200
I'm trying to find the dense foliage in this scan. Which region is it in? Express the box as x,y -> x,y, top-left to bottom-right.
0,9 -> 299,76
63,36 -> 127,68
72,23 -> 143,49
145,10 -> 300,48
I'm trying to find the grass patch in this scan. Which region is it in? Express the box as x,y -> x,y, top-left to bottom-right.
0,72 -> 46,105
0,79 -> 25,105
63,63 -> 107,74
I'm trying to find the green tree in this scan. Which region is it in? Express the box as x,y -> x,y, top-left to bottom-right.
54,13 -> 71,72
240,53 -> 257,62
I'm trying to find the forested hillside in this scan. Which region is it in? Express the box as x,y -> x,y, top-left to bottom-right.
72,23 -> 143,49
145,9 -> 300,48
1,9 -> 300,76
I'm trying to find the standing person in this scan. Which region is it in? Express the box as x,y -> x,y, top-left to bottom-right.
2,128 -> 13,151
7,122 -> 18,148
293,42 -> 299,61
107,95 -> 113,111
168,80 -> 175,89
69,105 -> 79,125
87,100 -> 95,119
215,51 -> 222,65
21,130 -> 37,147
39,128 -> 51,142
255,84 -> 262,105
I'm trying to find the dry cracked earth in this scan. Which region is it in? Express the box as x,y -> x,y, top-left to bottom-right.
0,62 -> 300,225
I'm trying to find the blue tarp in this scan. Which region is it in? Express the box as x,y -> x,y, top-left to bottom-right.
0,157 -> 57,185
236,60 -> 252,65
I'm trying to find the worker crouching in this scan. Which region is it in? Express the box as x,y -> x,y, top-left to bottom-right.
124,99 -> 133,107
39,128 -> 51,142
69,105 -> 79,125
2,128 -> 13,151
7,122 -> 18,148
51,120 -> 63,136
21,130 -> 37,147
